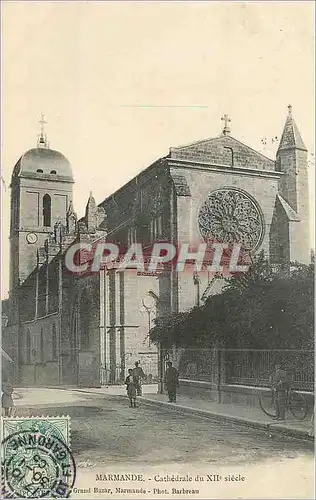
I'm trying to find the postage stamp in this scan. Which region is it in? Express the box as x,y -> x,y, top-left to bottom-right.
1,416 -> 76,498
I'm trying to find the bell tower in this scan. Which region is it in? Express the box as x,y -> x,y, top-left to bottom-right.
9,115 -> 75,292
276,105 -> 310,264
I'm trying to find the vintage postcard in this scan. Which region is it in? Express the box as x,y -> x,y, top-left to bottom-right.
1,1 -> 314,499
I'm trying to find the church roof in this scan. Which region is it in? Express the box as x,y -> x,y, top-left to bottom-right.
169,134 -> 276,172
277,106 -> 307,152
12,147 -> 74,182
276,194 -> 300,221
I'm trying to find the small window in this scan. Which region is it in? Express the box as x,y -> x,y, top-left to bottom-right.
37,169 -> 43,173
150,215 -> 163,241
50,170 -> 57,174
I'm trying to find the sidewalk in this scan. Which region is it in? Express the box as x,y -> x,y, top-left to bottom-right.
47,384 -> 314,443
141,392 -> 314,442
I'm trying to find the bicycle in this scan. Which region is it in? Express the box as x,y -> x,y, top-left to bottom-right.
259,387 -> 308,420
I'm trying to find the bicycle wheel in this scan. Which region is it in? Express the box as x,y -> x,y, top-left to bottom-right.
259,390 -> 277,418
289,391 -> 308,420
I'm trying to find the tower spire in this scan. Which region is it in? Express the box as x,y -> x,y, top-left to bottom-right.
37,113 -> 49,148
277,105 -> 307,152
85,191 -> 97,233
276,105 -> 310,264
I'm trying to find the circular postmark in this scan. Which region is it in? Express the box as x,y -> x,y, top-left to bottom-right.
2,430 -> 76,498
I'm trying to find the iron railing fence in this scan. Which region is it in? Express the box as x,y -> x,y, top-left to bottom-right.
100,362 -> 159,385
225,349 -> 314,391
178,348 -> 314,392
178,348 -> 214,382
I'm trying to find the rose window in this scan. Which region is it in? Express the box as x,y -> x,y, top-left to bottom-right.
198,188 -> 264,251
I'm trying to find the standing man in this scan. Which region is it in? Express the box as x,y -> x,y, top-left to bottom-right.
272,362 -> 290,420
125,369 -> 137,408
1,383 -> 14,417
132,361 -> 145,396
164,361 -> 179,403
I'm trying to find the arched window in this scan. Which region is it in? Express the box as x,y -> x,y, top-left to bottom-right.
52,323 -> 57,361
43,194 -> 51,227
40,328 -> 44,363
37,169 -> 43,173
50,170 -> 57,174
26,329 -> 31,364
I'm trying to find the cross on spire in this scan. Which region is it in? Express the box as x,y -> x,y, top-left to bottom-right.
37,113 -> 49,148
39,113 -> 47,134
288,104 -> 292,115
221,114 -> 231,136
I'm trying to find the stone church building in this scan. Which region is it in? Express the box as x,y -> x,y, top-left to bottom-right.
3,106 -> 310,387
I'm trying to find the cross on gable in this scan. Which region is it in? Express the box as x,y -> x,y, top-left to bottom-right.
221,114 -> 231,136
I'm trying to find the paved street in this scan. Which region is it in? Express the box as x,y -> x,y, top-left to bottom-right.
13,388 -> 313,466
7,388 -> 314,498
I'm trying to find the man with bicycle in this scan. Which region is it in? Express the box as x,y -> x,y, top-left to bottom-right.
271,362 -> 290,420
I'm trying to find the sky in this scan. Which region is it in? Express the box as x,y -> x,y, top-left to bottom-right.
1,1 -> 315,299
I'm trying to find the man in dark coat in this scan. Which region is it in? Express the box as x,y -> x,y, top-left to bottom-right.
2,383 -> 14,417
125,369 -> 137,408
132,361 -> 145,396
164,361 -> 179,403
272,363 -> 290,420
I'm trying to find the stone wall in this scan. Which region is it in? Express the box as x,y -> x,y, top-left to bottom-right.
171,164 -> 280,312
19,313 -> 59,368
20,362 -> 59,387
101,269 -> 159,383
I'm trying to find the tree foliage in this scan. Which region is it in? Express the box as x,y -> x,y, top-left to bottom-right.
149,253 -> 314,350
